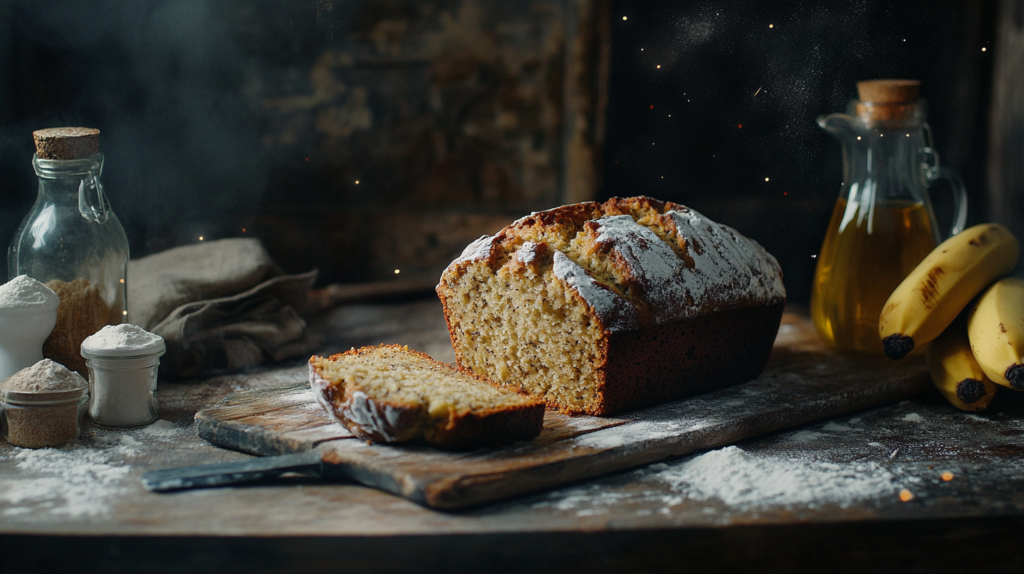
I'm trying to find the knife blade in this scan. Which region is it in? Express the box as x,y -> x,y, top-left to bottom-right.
141,450 -> 329,492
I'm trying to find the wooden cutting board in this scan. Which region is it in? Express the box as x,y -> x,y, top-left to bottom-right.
193,313 -> 931,509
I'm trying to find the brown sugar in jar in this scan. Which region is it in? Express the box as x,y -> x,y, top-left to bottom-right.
43,278 -> 112,375
0,359 -> 88,448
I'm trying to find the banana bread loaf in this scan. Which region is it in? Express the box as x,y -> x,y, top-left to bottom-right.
309,345 -> 545,449
436,196 -> 786,416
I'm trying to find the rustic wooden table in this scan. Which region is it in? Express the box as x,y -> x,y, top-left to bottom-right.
2,297 -> 1023,573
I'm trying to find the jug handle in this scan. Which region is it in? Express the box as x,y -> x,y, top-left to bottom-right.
922,124 -> 967,237
78,174 -> 111,224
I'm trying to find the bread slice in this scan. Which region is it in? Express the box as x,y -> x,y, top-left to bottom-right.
309,345 -> 545,449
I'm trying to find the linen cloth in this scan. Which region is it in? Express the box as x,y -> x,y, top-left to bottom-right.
128,238 -> 316,379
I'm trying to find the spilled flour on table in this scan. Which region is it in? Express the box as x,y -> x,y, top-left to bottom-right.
140,419 -> 185,436
277,392 -> 314,404
0,421 -> 191,519
536,445 -> 904,516
0,434 -> 139,518
963,414 -> 993,423
789,430 -> 825,442
297,401 -> 330,415
655,446 -> 899,508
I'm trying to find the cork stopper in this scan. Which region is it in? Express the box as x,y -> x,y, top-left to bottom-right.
855,80 -> 921,123
33,127 -> 100,160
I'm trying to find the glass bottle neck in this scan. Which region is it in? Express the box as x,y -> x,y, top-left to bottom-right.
37,176 -> 89,201
33,153 -> 104,198
32,153 -> 112,224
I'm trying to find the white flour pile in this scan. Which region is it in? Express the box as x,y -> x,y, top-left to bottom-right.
0,275 -> 59,309
81,324 -> 164,355
656,446 -> 899,508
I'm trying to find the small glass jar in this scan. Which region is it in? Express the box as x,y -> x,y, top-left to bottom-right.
0,387 -> 88,448
82,347 -> 164,429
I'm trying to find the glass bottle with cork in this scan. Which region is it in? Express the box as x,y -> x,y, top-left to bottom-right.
8,127 -> 130,375
811,80 -> 966,354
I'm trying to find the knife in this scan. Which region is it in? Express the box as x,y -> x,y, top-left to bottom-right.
141,450 -> 336,492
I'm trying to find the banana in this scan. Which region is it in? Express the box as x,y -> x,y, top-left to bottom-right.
878,223 -> 1019,360
967,277 -> 1024,390
926,319 -> 998,410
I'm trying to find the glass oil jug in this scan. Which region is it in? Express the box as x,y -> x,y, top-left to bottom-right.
8,128 -> 129,375
810,80 -> 966,354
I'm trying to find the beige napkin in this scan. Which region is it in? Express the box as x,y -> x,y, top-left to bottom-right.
128,238 -> 317,379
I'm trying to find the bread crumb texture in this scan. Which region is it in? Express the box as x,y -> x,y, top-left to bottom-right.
437,196 -> 786,415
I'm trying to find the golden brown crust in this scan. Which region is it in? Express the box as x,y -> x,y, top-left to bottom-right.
309,345 -> 545,450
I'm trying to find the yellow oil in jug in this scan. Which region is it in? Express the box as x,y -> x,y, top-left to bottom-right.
810,197 -> 936,353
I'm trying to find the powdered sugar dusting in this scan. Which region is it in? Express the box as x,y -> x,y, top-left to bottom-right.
667,208 -> 786,312
549,208 -> 784,329
441,201 -> 785,333
552,251 -> 638,331
590,216 -> 688,324
454,235 -> 495,265
515,241 -> 539,264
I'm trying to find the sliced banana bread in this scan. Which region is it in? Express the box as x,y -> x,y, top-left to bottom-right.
309,345 -> 545,449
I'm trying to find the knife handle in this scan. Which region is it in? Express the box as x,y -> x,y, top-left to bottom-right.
141,451 -> 325,492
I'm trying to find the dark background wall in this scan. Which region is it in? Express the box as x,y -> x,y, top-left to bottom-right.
601,0 -> 995,303
0,0 -> 998,303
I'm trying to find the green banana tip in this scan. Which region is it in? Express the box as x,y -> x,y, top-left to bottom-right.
882,334 -> 914,360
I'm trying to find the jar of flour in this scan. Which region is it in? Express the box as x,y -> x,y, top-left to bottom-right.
0,275 -> 60,380
80,324 -> 164,429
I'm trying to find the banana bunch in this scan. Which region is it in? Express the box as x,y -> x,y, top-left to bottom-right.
926,318 -> 997,411
878,223 -> 1022,411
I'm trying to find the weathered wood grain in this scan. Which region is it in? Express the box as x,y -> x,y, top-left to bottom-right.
194,311 -> 931,508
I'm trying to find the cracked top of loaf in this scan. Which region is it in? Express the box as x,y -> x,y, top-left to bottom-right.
440,196 -> 786,332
